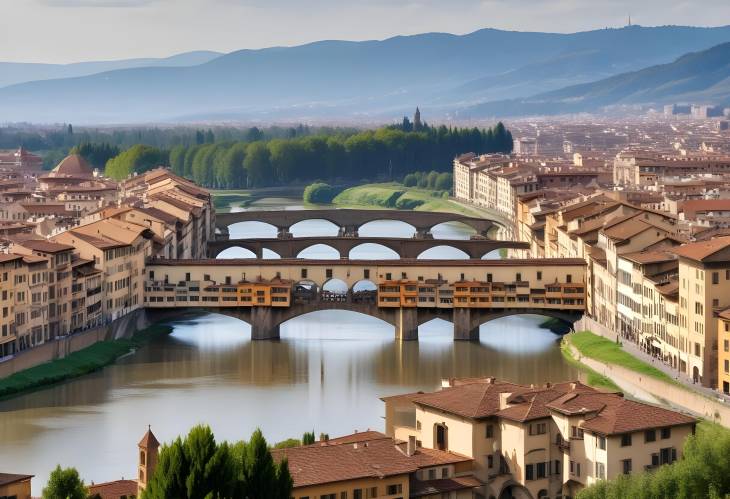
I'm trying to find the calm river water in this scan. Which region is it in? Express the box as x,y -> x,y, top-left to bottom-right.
0,197 -> 578,493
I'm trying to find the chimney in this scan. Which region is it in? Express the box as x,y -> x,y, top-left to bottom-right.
407,435 -> 416,456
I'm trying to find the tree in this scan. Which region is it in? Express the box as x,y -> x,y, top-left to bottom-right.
302,431 -> 316,445
303,183 -> 338,204
434,172 -> 452,191
42,465 -> 86,499
143,426 -> 291,499
244,142 -> 273,187
104,145 -> 167,180
169,145 -> 187,176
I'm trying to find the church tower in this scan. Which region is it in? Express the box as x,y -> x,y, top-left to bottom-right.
138,426 -> 160,496
414,107 -> 422,130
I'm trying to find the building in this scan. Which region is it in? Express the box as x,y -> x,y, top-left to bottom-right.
272,430 -> 482,499
383,377 -> 696,499
0,473 -> 33,499
672,237 -> 730,386
137,427 -> 160,496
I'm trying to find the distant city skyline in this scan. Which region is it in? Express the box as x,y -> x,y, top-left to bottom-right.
1,0 -> 730,63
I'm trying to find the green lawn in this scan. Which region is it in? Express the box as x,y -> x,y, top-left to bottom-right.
0,324 -> 172,399
331,182 -> 480,216
569,330 -> 675,383
560,339 -> 622,392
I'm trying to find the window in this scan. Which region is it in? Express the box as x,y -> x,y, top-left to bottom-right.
596,462 -> 605,480
567,274 -> 572,283
713,272 -> 720,284
597,436 -> 606,450
486,424 -> 494,438
320,495 -> 336,499
385,272 -> 392,280
526,464 -> 534,481
366,487 -> 377,498
622,459 -> 632,475
536,462 -> 546,479
341,493 -> 347,499
364,269 -> 370,279
353,490 -> 362,499
385,484 -> 402,495
487,455 -> 494,468
725,360 -> 729,374
661,428 -> 671,439
554,460 -> 561,474
571,426 -> 584,439
645,429 -> 656,443
326,269 -> 333,279
428,469 -> 436,480
516,272 -> 522,282
537,271 -> 542,280
621,434 -> 632,447
725,340 -> 729,352
577,463 -> 581,476
487,273 -> 493,283
530,422 -> 547,435
441,468 -> 448,478
301,269 -> 308,279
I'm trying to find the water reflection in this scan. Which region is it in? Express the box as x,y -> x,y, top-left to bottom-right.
0,197 -> 577,493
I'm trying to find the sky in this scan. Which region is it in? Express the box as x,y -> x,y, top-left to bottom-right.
2,0 -> 730,63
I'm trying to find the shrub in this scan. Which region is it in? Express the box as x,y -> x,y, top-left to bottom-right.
303,182 -> 339,204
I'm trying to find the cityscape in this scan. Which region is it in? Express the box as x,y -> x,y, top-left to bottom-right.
2,1 -> 730,499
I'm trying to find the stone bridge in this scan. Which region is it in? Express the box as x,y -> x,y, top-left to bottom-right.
215,209 -> 504,237
204,297 -> 582,341
207,236 -> 529,259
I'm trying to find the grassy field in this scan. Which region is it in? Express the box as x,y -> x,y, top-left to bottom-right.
560,338 -> 622,392
0,324 -> 172,399
331,183 -> 482,216
568,330 -> 675,383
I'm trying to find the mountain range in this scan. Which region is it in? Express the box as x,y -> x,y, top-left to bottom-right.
1,25 -> 730,123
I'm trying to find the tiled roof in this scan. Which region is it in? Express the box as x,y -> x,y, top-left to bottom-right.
272,431 -> 472,489
139,429 -> 160,448
0,473 -> 33,486
19,239 -> 74,253
52,154 -> 93,176
411,381 -> 524,419
672,237 -> 730,262
87,479 -> 138,499
546,392 -> 695,435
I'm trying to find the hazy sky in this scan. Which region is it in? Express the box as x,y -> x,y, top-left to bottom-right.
2,0 -> 730,63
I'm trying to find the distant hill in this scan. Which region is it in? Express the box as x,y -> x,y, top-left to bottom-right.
0,51 -> 222,89
460,41 -> 730,117
2,25 -> 730,123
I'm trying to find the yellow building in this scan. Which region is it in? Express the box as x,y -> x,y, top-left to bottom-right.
673,237 -> 730,386
0,254 -> 23,358
383,377 -> 696,499
0,473 -> 33,499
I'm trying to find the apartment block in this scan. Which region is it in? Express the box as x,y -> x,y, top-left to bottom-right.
383,377 -> 696,499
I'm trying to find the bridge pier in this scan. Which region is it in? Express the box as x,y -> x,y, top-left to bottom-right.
394,308 -> 418,341
453,308 -> 480,341
414,228 -> 433,239
250,307 -> 281,340
339,225 -> 359,237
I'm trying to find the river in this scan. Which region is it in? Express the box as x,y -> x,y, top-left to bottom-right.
0,197 -> 578,493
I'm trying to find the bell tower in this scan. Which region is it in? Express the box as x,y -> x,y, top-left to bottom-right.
137,425 -> 160,496
414,107 -> 422,130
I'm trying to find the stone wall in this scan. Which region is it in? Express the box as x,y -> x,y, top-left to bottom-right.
0,308 -> 156,379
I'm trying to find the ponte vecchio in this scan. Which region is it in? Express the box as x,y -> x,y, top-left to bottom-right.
144,257 -> 586,341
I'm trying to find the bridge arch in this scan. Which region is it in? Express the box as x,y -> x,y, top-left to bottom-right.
296,244 -> 341,259
417,246 -> 470,260
216,245 -> 258,259
227,220 -> 279,239
430,221 -> 477,239
357,219 -> 417,238
322,278 -> 349,295
348,243 -> 400,260
290,219 -> 340,237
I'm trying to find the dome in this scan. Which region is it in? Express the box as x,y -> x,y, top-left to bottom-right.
52,154 -> 93,176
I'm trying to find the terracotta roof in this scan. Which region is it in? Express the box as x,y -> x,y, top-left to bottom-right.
620,250 -> 677,265
0,254 -> 23,264
0,473 -> 33,486
139,429 -> 160,448
411,381 -> 524,419
672,237 -> 730,262
546,392 -> 695,435
273,432 -> 473,489
68,232 -> 128,250
87,479 -> 138,499
52,154 -> 93,176
20,239 -> 75,253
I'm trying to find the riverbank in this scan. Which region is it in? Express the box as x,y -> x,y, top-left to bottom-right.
559,338 -> 621,392
0,323 -> 172,400
330,183 -> 484,217
563,330 -> 730,426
